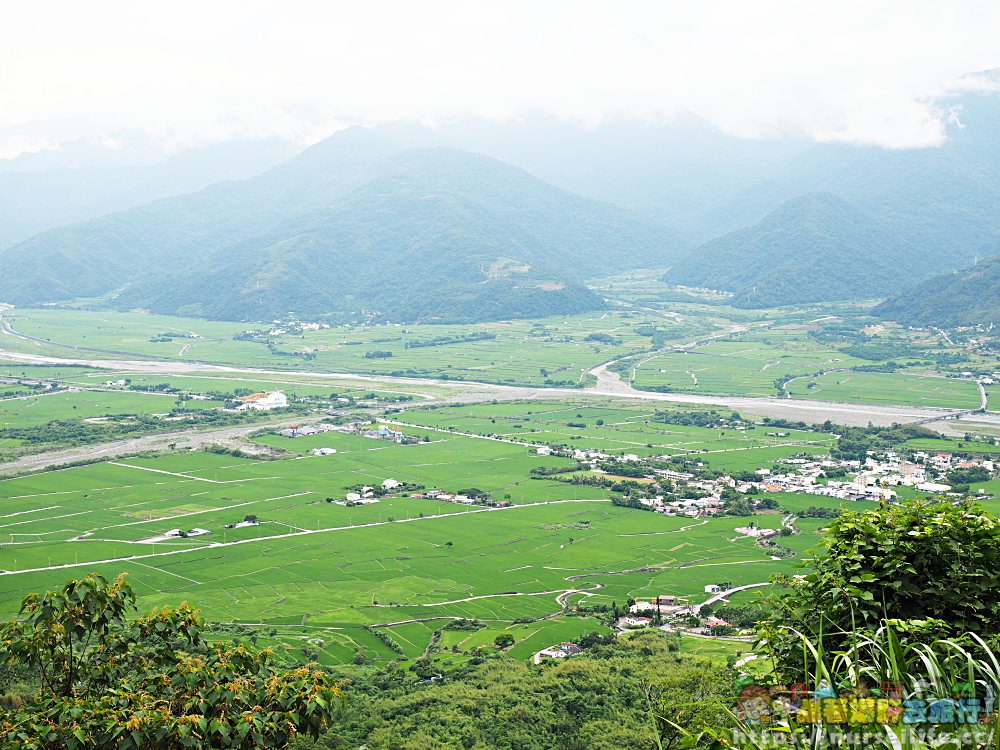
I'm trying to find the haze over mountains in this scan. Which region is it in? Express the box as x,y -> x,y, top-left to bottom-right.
0,135 -> 299,249
0,131 -> 679,322
1,73 -> 998,323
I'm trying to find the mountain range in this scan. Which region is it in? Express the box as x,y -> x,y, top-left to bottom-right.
0,132 -> 681,322
1,74 -> 998,322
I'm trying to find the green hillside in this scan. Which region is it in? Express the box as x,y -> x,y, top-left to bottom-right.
875,254 -> 1000,327
664,192 -> 916,307
0,135 -> 682,323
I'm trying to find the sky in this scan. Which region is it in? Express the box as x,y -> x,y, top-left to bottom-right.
2,1 -> 1000,158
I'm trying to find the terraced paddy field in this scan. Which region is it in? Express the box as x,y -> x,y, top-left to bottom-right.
0,410 -> 845,666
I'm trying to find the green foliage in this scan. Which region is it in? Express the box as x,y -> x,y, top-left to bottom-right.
946,465 -> 990,485
720,493 -> 755,516
761,500 -> 1000,673
296,631 -> 731,750
650,409 -> 745,428
794,505 -> 842,518
839,342 -> 924,361
0,574 -> 342,749
700,602 -> 770,629
876,254 -> 1000,327
688,625 -> 1000,750
831,422 -> 936,462
584,332 -> 620,346
403,332 -> 497,348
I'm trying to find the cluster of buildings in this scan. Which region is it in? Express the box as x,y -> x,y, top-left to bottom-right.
411,489 -> 512,508
554,447 -> 997,519
958,370 -> 996,386
266,320 -> 331,336
620,587 -> 737,633
333,478 -> 408,505
330,422 -> 422,445
758,451 -> 995,502
277,423 -> 336,438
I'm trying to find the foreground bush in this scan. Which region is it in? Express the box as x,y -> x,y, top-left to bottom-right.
293,631 -> 731,750
0,574 -> 342,749
761,499 -> 1000,673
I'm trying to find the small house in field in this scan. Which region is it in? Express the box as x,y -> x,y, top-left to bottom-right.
704,584 -> 721,594
538,642 -> 583,660
705,618 -> 730,629
621,616 -> 653,627
235,391 -> 288,411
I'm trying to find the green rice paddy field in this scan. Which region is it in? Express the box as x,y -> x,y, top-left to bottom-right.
2,308 -> 687,387
785,370 -> 981,408
0,389 -> 226,428
630,327 -> 982,408
0,401 -> 850,665
395,401 -> 836,468
632,332 -> 863,396
3,306 -> 989,409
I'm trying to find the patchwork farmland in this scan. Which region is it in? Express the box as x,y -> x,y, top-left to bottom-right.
0,402 -> 845,666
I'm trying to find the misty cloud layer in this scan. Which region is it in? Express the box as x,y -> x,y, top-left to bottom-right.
2,0 -> 999,157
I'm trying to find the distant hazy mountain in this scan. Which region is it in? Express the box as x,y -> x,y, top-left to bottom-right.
0,132 -> 681,322
672,82 -> 1000,267
0,137 -> 299,249
875,255 -> 1000,328
372,82 -> 1000,263
369,115 -> 811,240
664,193 -> 916,307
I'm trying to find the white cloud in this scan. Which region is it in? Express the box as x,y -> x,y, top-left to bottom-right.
1,0 -> 998,155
